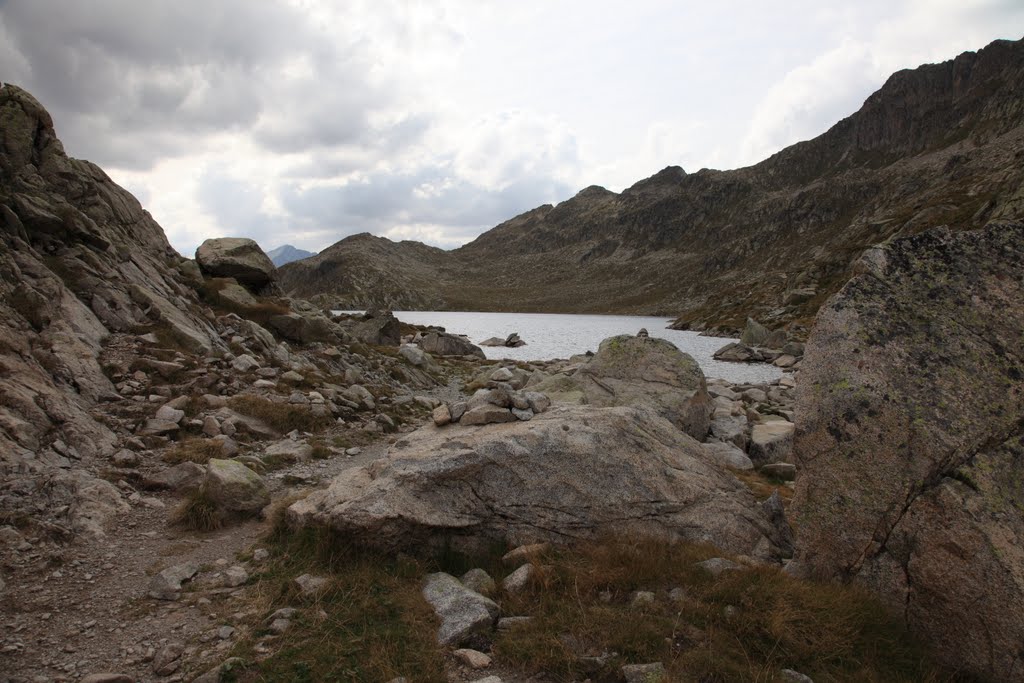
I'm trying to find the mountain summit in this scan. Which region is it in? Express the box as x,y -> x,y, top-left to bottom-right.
280,37 -> 1024,332
265,243 -> 315,267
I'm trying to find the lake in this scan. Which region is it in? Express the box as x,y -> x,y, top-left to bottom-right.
341,310 -> 782,385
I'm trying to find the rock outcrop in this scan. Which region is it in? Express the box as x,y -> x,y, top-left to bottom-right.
287,405 -> 789,559
790,221 -> 1024,681
195,237 -> 276,292
418,330 -> 486,359
279,38 -> 1024,331
0,83 -> 222,534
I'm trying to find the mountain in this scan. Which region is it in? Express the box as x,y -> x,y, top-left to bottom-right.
280,37 -> 1024,332
266,243 -> 315,267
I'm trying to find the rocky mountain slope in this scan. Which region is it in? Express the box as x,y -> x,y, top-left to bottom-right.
266,243 -> 315,267
281,37 -> 1024,332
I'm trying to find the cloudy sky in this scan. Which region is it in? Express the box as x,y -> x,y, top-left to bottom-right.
2,1 -> 1023,257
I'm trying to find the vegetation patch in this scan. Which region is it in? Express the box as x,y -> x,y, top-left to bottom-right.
171,489 -> 224,532
494,538 -> 949,682
228,395 -> 333,434
229,525 -> 448,682
163,438 -> 225,464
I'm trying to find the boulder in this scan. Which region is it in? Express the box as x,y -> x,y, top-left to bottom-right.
422,573 -> 499,646
215,280 -> 258,309
399,344 -> 434,368
699,441 -> 753,470
420,331 -> 486,359
344,309 -> 401,346
713,342 -> 762,363
201,459 -> 270,516
461,404 -> 517,426
747,421 -> 795,466
195,238 -> 276,291
575,335 -> 711,440
287,405 -> 787,559
739,317 -> 770,346
790,222 -> 1024,682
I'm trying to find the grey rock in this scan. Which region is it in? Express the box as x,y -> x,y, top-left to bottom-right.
760,462 -> 797,481
422,572 -> 499,646
460,404 -> 516,426
696,557 -> 741,576
287,406 -> 787,559
780,670 -> 815,683
460,568 -> 497,596
502,563 -> 534,593
454,648 -> 493,669
222,565 -> 248,587
419,331 -> 485,359
748,421 -> 795,466
699,441 -> 753,470
294,573 -> 329,596
575,335 -> 711,440
155,404 -> 185,423
622,662 -> 666,683
196,237 -> 276,290
790,223 -> 1024,681
432,403 -> 452,427
148,562 -> 199,600
202,459 -> 270,516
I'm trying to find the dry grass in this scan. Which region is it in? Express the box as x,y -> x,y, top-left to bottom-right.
228,395 -> 333,434
170,489 -> 223,532
494,537 -> 950,682
732,469 -> 795,505
163,438 -> 224,464
230,525 -> 448,682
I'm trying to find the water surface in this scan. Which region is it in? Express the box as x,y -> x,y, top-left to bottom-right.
343,310 -> 782,384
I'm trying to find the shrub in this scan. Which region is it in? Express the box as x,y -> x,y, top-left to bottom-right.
171,489 -> 223,532
163,439 -> 224,464
228,395 -> 333,434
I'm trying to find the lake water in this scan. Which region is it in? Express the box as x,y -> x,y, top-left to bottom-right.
344,310 -> 782,385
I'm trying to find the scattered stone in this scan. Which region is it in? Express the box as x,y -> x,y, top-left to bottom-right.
152,640 -> 185,676
503,543 -> 549,566
294,573 -> 329,597
202,459 -> 270,516
460,404 -> 516,426
460,568 -> 497,596
502,564 -> 534,593
253,548 -> 270,563
432,403 -> 452,427
454,648 -> 493,669
780,669 -> 815,683
148,562 -> 200,600
748,421 -> 795,466
269,618 -> 291,634
217,625 -> 236,640
622,662 -> 666,683
696,557 -> 741,577
631,590 -> 656,608
155,404 -> 185,423
422,573 -> 499,646
222,565 -> 249,587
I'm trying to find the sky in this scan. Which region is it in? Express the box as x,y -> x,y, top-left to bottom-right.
2,1 -> 1023,257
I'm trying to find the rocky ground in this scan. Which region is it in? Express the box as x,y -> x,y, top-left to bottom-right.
0,318 -> 803,682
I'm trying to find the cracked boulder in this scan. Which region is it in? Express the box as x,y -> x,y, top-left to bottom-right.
288,404 -> 787,559
790,222 -> 1024,681
195,237 -> 276,291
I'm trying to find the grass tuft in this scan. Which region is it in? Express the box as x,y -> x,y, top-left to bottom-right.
228,395 -> 333,434
163,438 -> 224,464
171,489 -> 224,532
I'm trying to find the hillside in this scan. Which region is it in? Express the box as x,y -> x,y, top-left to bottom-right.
280,37 -> 1024,331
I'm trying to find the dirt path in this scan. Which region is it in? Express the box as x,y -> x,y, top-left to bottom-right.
0,442 -> 388,683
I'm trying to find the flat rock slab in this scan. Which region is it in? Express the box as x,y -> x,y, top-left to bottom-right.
288,405 -> 786,559
422,573 -> 499,646
149,561 -> 200,600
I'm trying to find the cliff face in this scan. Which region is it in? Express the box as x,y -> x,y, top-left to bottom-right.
280,38 -> 1024,330
0,83 -> 223,534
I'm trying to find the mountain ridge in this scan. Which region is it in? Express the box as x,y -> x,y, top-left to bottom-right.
280,37 -> 1024,331
266,243 -> 316,267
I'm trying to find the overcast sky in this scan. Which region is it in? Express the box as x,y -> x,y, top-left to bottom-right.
2,1 -> 1023,257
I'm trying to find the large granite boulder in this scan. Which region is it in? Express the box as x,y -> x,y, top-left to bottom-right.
195,238 -> 276,291
342,309 -> 401,346
419,330 -> 485,359
288,405 -> 789,559
574,335 -> 711,440
789,222 -> 1024,682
